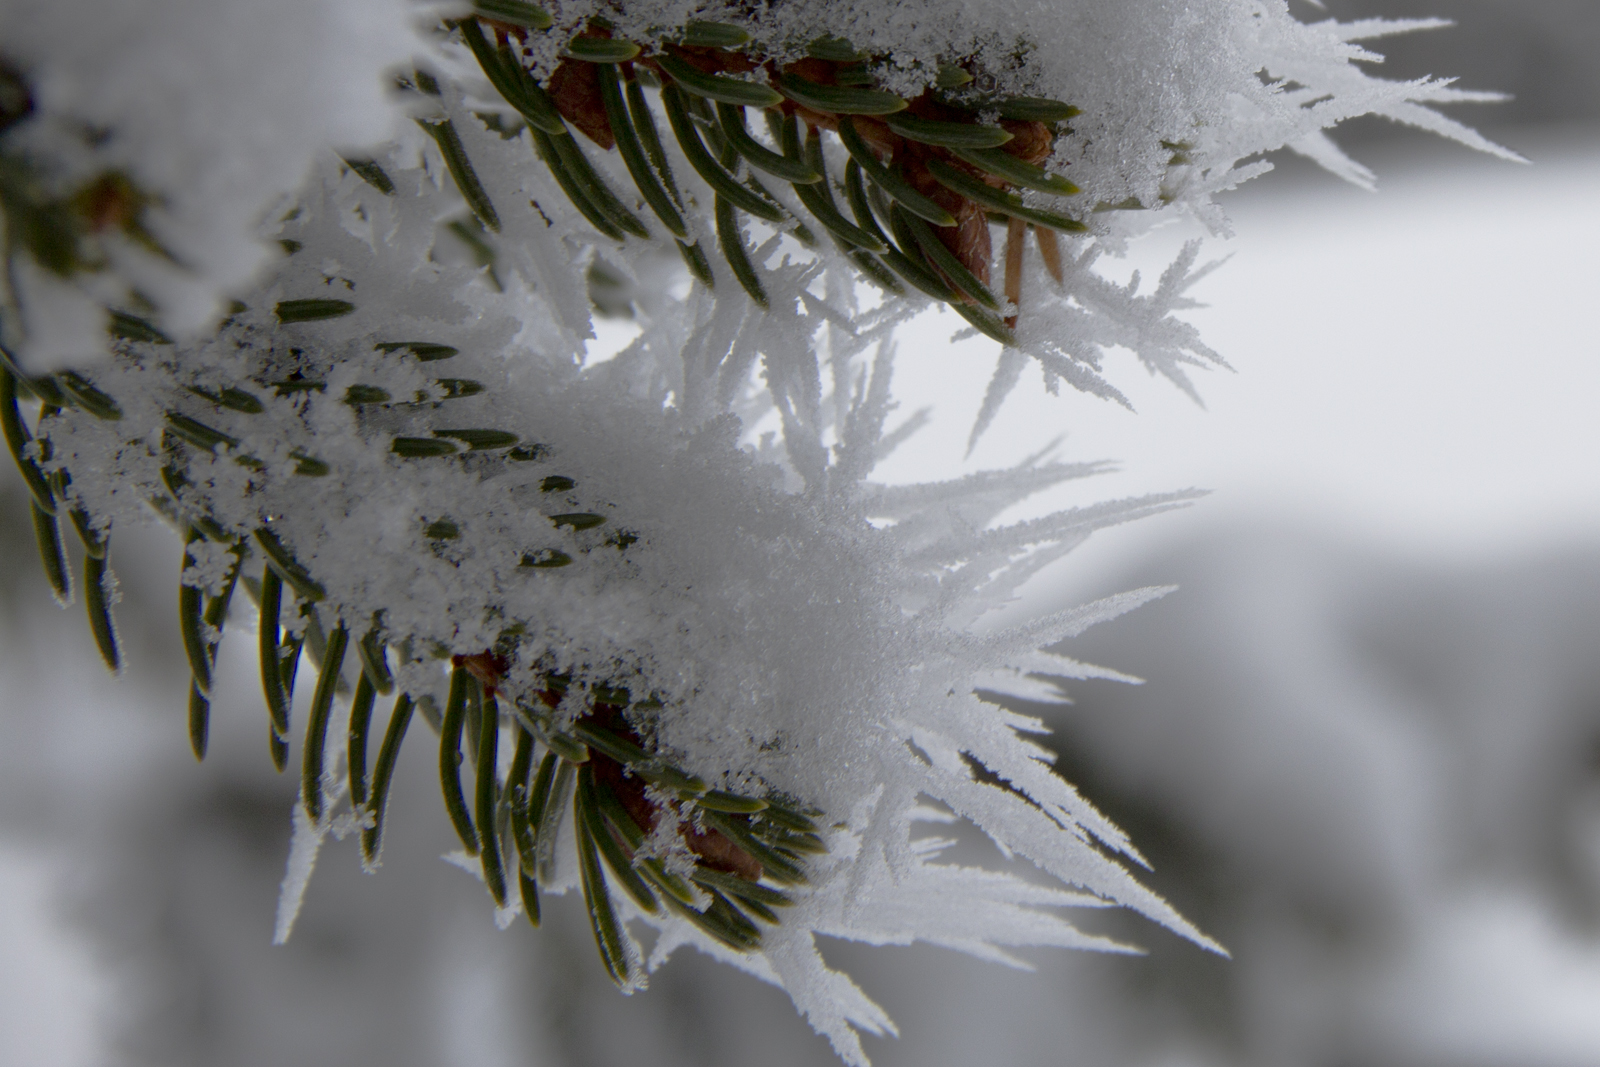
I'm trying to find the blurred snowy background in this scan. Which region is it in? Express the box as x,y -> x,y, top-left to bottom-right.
4,2 -> 1600,1065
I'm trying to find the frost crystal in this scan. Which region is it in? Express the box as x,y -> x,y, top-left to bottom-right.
34,147 -> 1215,1060
0,1 -> 1508,1062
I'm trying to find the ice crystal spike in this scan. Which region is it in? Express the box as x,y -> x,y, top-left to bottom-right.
5,234 -> 1227,1036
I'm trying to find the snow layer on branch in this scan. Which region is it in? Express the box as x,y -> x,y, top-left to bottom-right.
41,133 -> 1217,1063
6,0 -> 1510,411
0,0 -> 440,366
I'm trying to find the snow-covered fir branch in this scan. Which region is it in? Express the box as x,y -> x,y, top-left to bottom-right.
0,0 -> 1511,1062
28,137 -> 1218,1062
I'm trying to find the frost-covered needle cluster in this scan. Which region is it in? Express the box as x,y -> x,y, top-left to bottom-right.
0,0 -> 1510,1061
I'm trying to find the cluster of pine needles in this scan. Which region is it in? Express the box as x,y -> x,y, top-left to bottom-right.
423,2 -> 1088,343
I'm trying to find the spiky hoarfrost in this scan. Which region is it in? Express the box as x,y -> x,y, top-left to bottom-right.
43,130 -> 1214,1061
3,0 -> 1512,392
419,0 -> 1517,423
1,1 -> 1510,1062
